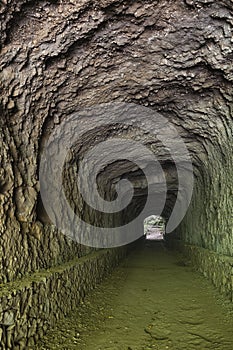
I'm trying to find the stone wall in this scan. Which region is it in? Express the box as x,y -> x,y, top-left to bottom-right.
166,239 -> 233,302
172,140 -> 233,257
0,0 -> 233,347
166,139 -> 233,300
0,247 -> 127,350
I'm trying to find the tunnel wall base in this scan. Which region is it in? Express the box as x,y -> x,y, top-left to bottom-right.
166,239 -> 233,302
0,247 -> 127,350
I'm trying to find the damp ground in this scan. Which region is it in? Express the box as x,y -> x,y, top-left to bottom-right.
36,241 -> 233,350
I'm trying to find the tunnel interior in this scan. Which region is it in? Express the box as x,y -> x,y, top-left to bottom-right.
0,0 -> 233,348
0,0 -> 232,266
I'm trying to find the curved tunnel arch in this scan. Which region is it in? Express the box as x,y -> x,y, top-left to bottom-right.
0,1 -> 233,346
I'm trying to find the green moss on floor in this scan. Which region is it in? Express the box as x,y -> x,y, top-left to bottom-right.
36,242 -> 233,350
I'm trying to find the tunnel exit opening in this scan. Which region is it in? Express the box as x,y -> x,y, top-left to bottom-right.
144,215 -> 165,241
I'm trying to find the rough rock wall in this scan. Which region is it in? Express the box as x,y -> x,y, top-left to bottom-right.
0,0 -> 233,284
0,247 -> 127,349
166,239 -> 233,301
174,142 -> 233,256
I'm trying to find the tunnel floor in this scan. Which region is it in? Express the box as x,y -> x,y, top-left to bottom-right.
37,242 -> 233,350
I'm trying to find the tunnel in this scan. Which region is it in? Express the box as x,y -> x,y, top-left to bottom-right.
0,0 -> 232,349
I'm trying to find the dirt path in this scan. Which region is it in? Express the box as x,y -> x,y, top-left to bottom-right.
37,241 -> 233,350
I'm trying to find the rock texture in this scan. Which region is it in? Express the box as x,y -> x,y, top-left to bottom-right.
0,0 -> 232,279
0,247 -> 127,349
0,0 -> 233,347
167,239 -> 233,302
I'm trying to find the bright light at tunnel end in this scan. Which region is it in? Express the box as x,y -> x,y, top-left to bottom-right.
39,102 -> 194,248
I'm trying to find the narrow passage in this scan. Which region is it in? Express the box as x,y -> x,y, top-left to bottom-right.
37,242 -> 233,350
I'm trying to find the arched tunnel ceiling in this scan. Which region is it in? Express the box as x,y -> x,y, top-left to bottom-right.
0,0 -> 233,239
62,120 -> 179,226
1,0 -> 233,133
